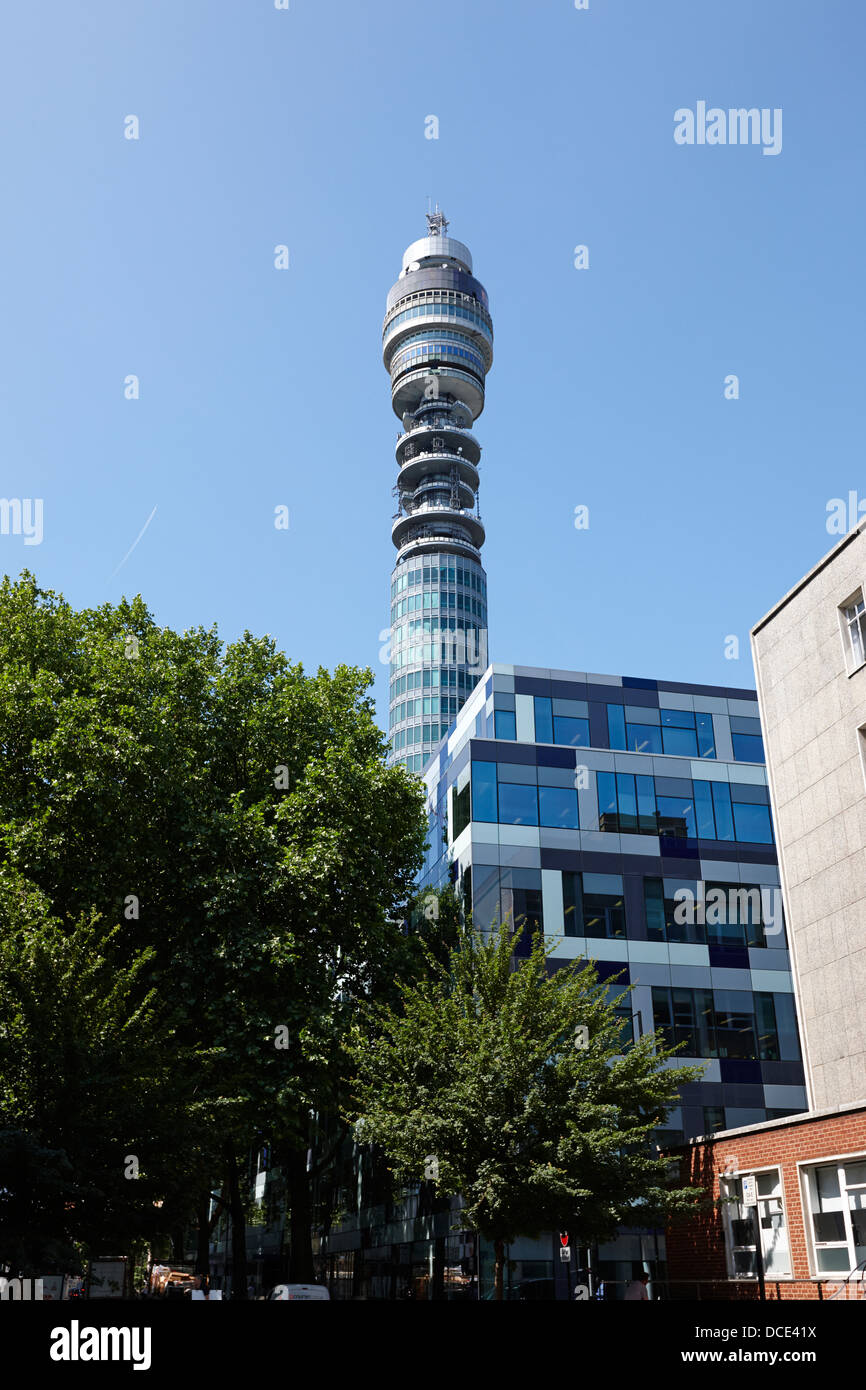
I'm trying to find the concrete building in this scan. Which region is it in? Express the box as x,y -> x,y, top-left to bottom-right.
751,518 -> 866,1110
664,525 -> 866,1300
383,210 -> 493,773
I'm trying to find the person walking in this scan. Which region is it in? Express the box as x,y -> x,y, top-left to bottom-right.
624,1271 -> 650,1301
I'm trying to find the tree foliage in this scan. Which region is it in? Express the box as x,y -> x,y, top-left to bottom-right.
0,871 -> 185,1270
0,572 -> 430,1282
348,921 -> 703,1298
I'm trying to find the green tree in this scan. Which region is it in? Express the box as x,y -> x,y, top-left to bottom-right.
0,573 -> 431,1288
0,870 -> 189,1272
347,921 -> 703,1300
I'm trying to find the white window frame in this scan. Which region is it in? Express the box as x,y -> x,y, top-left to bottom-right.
798,1151 -> 866,1280
720,1164 -> 792,1280
838,588 -> 866,674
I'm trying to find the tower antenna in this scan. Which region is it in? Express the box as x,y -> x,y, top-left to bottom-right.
426,202 -> 449,237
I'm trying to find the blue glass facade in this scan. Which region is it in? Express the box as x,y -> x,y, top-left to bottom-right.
421,663 -> 808,1143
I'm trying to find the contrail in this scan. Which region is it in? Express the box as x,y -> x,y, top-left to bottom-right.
111,504 -> 158,577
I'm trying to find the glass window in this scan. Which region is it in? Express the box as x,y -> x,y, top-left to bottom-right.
494,709 -> 516,741
471,762 -> 498,823
615,774 -> 637,834
651,988 -> 674,1048
693,780 -> 716,838
667,880 -> 705,946
554,716 -> 590,747
534,696 -> 553,744
562,871 -> 582,938
636,775 -> 657,834
656,795 -> 696,839
771,991 -> 801,1062
732,732 -> 765,762
652,986 -> 716,1054
500,869 -> 543,950
722,1171 -> 791,1279
703,1106 -> 726,1134
607,704 -> 626,750
676,986 -> 715,1053
704,881 -> 768,948
644,879 -> 666,939
498,783 -> 538,826
662,725 -> 698,757
808,1165 -> 851,1271
626,722 -> 663,754
452,780 -> 471,840
473,864 -> 501,931
581,873 -> 626,939
713,990 -> 757,1060
539,785 -> 579,829
843,592 -> 866,668
644,878 -> 704,943
755,992 -> 781,1061
597,771 -> 619,832
711,781 -> 735,841
732,801 -> 773,844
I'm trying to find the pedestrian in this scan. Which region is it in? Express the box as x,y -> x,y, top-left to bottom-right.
624,1271 -> 650,1301
247,1278 -> 256,1300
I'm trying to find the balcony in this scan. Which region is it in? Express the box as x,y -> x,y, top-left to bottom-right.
397,458 -> 479,498
392,506 -> 485,553
391,366 -> 484,420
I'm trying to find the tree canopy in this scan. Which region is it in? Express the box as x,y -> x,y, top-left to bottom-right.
0,572 -> 431,1283
347,921 -> 703,1299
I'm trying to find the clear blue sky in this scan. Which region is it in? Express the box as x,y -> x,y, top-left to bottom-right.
1,1 -> 863,726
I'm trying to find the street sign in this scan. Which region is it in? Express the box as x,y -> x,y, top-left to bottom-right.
559,1246 -> 571,1262
741,1174 -> 758,1208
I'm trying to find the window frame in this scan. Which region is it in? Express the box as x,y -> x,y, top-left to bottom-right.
720,1165 -> 792,1281
838,588 -> 866,675
798,1151 -> 866,1280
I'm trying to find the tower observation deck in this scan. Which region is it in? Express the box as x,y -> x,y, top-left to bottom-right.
384,210 -> 493,772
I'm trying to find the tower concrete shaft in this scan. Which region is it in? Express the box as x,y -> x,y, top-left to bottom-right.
383,213 -> 493,772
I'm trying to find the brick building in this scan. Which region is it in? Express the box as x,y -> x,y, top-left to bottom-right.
666,1084 -> 866,1299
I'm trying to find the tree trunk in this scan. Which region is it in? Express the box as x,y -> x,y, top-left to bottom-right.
195,1192 -> 211,1278
226,1149 -> 248,1299
493,1237 -> 506,1302
286,1143 -> 315,1283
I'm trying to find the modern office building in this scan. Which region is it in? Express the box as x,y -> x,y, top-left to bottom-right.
298,660 -> 808,1296
751,518 -> 866,1111
384,210 -> 492,772
419,662 -> 807,1145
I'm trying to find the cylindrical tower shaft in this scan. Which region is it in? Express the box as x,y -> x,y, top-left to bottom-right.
384,211 -> 493,772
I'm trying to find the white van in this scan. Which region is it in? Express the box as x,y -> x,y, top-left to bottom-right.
268,1284 -> 330,1301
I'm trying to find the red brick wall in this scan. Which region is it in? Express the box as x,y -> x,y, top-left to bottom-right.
665,1108 -> 866,1301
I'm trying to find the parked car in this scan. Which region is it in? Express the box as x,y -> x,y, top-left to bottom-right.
267,1283 -> 330,1301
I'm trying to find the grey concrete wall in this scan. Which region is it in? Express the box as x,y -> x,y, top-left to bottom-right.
752,526 -> 866,1110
